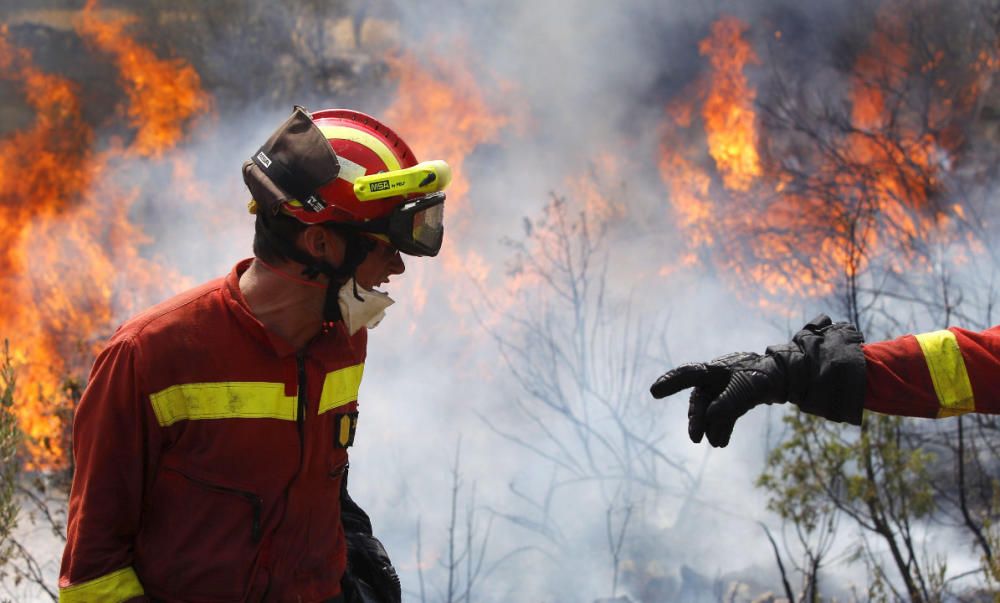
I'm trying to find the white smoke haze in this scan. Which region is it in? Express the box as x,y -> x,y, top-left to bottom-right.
2,0 -> 997,600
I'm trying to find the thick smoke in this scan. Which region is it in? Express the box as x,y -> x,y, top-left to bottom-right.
341,1 -> 997,600
1,0 -> 997,600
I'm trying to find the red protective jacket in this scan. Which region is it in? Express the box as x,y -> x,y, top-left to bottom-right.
59,259 -> 366,603
864,325 -> 1000,417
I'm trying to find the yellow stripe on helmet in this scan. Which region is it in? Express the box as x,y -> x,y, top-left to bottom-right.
317,125 -> 401,173
914,329 -> 975,417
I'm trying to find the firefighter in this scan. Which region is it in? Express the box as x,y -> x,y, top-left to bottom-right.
650,314 -> 999,447
59,107 -> 450,602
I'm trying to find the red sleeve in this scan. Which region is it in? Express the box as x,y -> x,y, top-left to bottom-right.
59,335 -> 162,599
863,325 -> 1000,417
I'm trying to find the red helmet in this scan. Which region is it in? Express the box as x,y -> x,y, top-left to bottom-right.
281,109 -> 419,225
246,107 -> 450,257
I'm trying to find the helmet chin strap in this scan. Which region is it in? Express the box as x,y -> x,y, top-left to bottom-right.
254,215 -> 375,324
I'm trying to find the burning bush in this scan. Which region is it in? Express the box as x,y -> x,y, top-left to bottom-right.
659,1 -> 998,321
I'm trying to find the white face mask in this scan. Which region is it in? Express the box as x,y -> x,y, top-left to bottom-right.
337,278 -> 395,336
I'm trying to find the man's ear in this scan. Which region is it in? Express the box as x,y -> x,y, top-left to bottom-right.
299,225 -> 346,265
299,225 -> 325,257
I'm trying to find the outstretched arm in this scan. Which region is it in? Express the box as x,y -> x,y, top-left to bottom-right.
864,325 -> 1000,418
651,317 -> 1000,448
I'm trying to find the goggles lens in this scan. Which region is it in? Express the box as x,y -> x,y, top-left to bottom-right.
411,203 -> 444,252
385,192 -> 446,257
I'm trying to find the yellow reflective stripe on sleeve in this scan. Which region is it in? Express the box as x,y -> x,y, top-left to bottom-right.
316,125 -> 401,173
914,330 -> 975,417
60,566 -> 143,603
319,363 -> 365,415
150,382 -> 297,426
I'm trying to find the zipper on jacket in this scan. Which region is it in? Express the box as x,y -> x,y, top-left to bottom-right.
164,467 -> 264,543
296,351 -> 307,454
260,352 -> 310,600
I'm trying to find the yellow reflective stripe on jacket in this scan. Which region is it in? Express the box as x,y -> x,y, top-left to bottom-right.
149,364 -> 365,426
60,566 -> 143,603
319,363 -> 365,415
150,382 -> 296,426
915,330 -> 975,417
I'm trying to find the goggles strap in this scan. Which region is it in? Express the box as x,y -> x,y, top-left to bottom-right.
351,217 -> 390,236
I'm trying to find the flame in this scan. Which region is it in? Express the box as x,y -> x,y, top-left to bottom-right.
657,10 -> 994,309
383,46 -> 512,323
0,3 -> 206,468
76,0 -> 209,157
698,17 -> 762,192
0,28 -> 95,467
381,46 -> 629,341
658,129 -> 714,248
385,48 -> 510,221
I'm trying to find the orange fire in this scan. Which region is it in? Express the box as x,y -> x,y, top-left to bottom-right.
0,28 -> 95,467
698,17 -> 761,192
0,3 -> 205,468
658,10 -> 994,309
385,48 -> 510,223
383,47 -> 512,322
76,0 -> 210,157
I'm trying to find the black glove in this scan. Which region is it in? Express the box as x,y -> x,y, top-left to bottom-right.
341,472 -> 402,603
341,532 -> 401,603
650,315 -> 867,447
650,351 -> 787,447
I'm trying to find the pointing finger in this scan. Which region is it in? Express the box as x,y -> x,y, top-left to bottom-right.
650,363 -> 714,399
